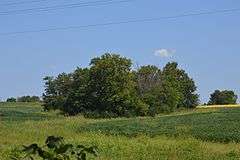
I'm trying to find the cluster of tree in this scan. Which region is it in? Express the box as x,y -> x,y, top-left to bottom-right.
208,90 -> 238,105
6,97 -> 17,102
43,53 -> 199,117
6,96 -> 41,103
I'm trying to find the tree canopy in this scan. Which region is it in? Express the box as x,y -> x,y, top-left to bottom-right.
17,96 -> 40,102
208,90 -> 238,105
43,53 -> 199,117
6,97 -> 17,102
135,62 -> 199,115
6,96 -> 40,103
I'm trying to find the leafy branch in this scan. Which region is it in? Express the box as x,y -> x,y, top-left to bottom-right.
10,136 -> 98,160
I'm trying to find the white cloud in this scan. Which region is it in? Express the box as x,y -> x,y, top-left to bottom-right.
154,49 -> 175,58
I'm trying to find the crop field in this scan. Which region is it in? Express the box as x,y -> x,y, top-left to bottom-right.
80,107 -> 240,143
0,102 -> 57,121
1,103 -> 240,159
197,104 -> 240,108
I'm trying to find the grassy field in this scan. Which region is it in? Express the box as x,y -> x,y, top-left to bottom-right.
0,102 -> 58,121
1,103 -> 240,159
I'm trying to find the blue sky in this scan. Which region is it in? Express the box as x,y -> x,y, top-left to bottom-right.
0,0 -> 239,103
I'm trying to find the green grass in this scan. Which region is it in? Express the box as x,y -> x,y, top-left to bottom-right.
1,103 -> 240,159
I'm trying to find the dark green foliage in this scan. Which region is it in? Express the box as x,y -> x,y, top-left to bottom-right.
10,136 -> 98,160
17,96 -> 40,102
80,108 -> 240,143
42,53 -> 199,117
140,80 -> 179,114
43,69 -> 91,116
6,97 -> 17,102
135,63 -> 199,115
6,96 -> 40,103
208,90 -> 238,105
43,74 -> 73,112
63,68 -> 90,115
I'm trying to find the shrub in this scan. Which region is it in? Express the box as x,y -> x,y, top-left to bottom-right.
6,97 -> 17,102
17,96 -> 40,102
9,136 -> 98,160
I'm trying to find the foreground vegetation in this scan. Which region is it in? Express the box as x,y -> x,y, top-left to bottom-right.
1,103 -> 240,159
10,136 -> 98,160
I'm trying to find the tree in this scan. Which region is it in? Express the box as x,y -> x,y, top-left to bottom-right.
42,73 -> 73,111
42,76 -> 58,110
88,53 -> 148,117
43,69 -> 90,115
141,79 -> 180,114
135,65 -> 161,96
62,68 -> 90,115
135,65 -> 164,114
17,96 -> 40,102
208,90 -> 238,105
6,97 -> 17,102
135,63 -> 199,114
31,96 -> 41,102
162,62 -> 199,108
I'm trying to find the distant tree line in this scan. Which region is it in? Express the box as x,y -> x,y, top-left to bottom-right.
6,96 -> 41,103
42,53 -> 199,118
208,90 -> 238,105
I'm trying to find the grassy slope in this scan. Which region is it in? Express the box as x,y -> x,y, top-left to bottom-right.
1,103 -> 240,159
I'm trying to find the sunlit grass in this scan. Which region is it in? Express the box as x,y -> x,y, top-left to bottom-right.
197,104 -> 240,109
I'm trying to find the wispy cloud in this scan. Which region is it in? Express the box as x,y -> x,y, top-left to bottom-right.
154,49 -> 175,58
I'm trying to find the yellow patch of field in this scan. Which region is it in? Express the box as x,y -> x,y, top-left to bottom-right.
197,104 -> 240,109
